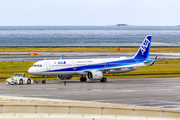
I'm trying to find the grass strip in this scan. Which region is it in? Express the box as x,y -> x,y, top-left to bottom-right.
0,59 -> 180,81
0,47 -> 180,53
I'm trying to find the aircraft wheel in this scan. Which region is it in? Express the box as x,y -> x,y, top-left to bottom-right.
100,77 -> 107,82
42,76 -> 46,84
42,80 -> 46,84
83,77 -> 87,82
80,77 -> 87,82
104,77 -> 107,82
80,77 -> 82,82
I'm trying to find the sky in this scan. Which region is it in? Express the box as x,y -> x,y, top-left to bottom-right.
0,0 -> 180,26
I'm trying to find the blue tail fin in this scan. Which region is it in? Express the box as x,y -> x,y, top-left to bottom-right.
134,35 -> 152,59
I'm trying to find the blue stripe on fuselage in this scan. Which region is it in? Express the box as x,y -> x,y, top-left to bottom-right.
44,58 -> 145,72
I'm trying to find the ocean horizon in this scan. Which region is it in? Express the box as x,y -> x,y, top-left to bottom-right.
0,26 -> 180,47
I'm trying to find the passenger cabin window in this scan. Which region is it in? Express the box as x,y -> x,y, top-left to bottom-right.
32,64 -> 42,67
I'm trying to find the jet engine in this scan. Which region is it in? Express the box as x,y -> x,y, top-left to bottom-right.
57,75 -> 73,80
87,70 -> 103,80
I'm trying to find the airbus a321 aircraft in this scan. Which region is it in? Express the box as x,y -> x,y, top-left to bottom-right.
28,35 -> 157,83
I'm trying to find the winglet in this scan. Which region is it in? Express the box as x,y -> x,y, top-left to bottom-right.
134,35 -> 152,59
151,56 -> 157,66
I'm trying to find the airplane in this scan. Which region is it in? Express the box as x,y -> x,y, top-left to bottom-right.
28,35 -> 157,83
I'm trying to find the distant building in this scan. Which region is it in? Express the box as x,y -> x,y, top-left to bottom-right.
116,24 -> 129,26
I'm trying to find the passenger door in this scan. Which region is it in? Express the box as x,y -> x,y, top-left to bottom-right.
45,61 -> 51,70
72,61 -> 76,70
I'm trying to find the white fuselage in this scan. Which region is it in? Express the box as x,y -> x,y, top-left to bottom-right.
28,57 -> 147,76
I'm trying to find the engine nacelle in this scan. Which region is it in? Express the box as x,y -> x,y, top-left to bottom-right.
57,75 -> 73,80
87,70 -> 103,80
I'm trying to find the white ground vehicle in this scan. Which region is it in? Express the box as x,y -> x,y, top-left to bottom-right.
6,73 -> 33,85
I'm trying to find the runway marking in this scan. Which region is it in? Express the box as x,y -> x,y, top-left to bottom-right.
28,95 -> 50,96
45,88 -> 57,90
92,100 -> 109,102
35,88 -> 43,89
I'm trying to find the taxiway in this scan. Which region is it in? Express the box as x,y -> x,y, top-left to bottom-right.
0,52 -> 180,61
1,77 -> 180,109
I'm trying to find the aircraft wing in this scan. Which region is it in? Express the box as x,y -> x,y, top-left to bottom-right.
97,66 -> 135,74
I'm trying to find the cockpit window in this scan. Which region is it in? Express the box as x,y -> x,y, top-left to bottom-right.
32,64 -> 42,67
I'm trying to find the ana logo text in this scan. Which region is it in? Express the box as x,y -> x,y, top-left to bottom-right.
58,61 -> 66,64
140,38 -> 150,55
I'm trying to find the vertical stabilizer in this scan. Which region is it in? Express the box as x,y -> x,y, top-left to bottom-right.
134,35 -> 152,59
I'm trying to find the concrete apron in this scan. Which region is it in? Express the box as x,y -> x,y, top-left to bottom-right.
0,96 -> 180,119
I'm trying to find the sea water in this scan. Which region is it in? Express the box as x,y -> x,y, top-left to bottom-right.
0,26 -> 179,46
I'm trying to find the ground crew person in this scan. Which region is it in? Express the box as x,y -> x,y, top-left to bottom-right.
64,78 -> 66,86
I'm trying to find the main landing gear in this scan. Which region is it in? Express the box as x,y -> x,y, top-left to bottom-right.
42,76 -> 46,84
80,76 -> 107,83
100,77 -> 107,82
80,76 -> 87,82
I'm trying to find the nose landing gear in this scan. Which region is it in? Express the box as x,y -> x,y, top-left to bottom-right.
42,76 -> 46,84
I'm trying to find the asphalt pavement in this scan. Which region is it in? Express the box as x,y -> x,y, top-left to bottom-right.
0,52 -> 180,61
1,77 -> 180,109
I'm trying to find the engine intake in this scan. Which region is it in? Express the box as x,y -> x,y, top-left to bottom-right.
87,70 -> 103,80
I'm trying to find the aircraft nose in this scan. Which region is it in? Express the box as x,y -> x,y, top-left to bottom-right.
28,67 -> 33,74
